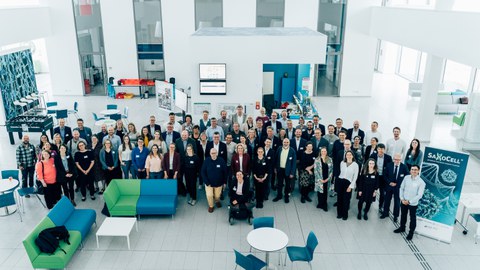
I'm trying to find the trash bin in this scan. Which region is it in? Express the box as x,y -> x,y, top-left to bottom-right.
143,90 -> 149,99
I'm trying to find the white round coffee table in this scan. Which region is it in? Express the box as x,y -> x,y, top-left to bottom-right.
247,227 -> 288,269
100,109 -> 120,116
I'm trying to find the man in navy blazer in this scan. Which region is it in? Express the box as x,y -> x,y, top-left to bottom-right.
205,132 -> 228,162
161,123 -> 180,146
144,115 -> 162,136
273,138 -> 296,203
381,154 -> 410,221
264,111 -> 282,136
53,118 -> 72,144
370,143 -> 393,212
290,129 -> 307,161
310,128 -> 329,157
346,120 -> 366,145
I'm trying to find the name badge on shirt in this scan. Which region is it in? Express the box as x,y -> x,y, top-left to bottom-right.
330,142 -> 333,145
400,174 -> 404,177
226,124 -> 229,126
112,151 -> 115,154
66,134 -> 70,137
300,147 -> 304,150
220,151 -> 224,154
84,155 -> 88,159
87,134 -> 91,137
262,162 -> 266,165
190,161 -> 194,164
66,156 -> 70,159
289,157 -> 292,160
216,164 -> 221,168
233,186 -> 237,191
371,175 -> 375,179
136,155 -> 140,158
313,157 -> 316,160
267,157 -> 271,159
30,149 -> 34,152
236,160 -> 239,163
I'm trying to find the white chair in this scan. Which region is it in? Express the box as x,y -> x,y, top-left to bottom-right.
466,213 -> 480,244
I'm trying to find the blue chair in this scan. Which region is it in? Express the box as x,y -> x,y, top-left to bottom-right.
253,217 -> 274,229
0,191 -> 22,221
110,113 -> 121,121
284,231 -> 318,270
1,170 -> 19,180
106,104 -> 118,110
234,249 -> 266,270
46,101 -> 58,114
92,112 -> 105,122
56,109 -> 68,122
17,187 -> 46,213
68,101 -> 79,119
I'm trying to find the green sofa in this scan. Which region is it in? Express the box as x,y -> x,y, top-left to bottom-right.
103,180 -> 141,216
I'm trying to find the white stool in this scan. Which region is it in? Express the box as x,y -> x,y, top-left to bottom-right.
466,213 -> 480,244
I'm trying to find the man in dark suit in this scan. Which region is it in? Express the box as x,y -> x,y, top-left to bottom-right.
334,118 -> 348,136
312,115 -> 326,136
285,120 -> 295,141
346,120 -> 366,145
290,129 -> 307,160
381,154 -> 410,221
260,127 -> 281,151
273,138 -> 296,203
263,138 -> 276,197
255,119 -> 265,140
370,143 -> 393,213
161,123 -> 180,146
144,115 -> 161,137
302,121 -> 314,141
53,118 -> 72,144
310,128 -> 329,157
205,132 -> 227,162
231,123 -> 246,144
264,111 -> 282,136
175,130 -> 197,160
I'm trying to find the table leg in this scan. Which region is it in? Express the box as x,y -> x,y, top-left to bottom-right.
8,132 -> 15,145
18,132 -> 23,139
127,235 -> 130,250
461,204 -> 467,224
135,220 -> 138,231
96,235 -> 100,248
265,252 -> 270,269
49,128 -> 54,139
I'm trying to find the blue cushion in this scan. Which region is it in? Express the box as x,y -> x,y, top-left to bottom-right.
63,209 -> 96,240
140,180 -> 177,196
137,195 -> 176,215
47,197 -> 74,226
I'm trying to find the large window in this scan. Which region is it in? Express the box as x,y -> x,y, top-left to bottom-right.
195,0 -> 223,30
442,60 -> 472,91
256,0 -> 285,27
133,0 -> 165,80
397,46 -> 422,81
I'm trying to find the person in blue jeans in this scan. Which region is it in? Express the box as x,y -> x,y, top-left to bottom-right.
131,138 -> 149,179
119,135 -> 135,179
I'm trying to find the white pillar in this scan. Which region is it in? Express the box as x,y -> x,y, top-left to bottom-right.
414,55 -> 444,142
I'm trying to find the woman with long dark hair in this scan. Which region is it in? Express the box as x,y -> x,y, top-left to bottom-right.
100,139 -> 122,186
140,127 -> 152,147
336,150 -> 359,220
357,158 -> 379,220
74,141 -> 96,201
299,142 -> 315,203
184,144 -> 200,205
314,147 -> 333,211
405,138 -> 423,170
146,144 -> 163,179
91,134 -> 105,194
54,144 -> 77,206
252,147 -> 268,208
119,135 -> 135,179
364,137 -> 378,160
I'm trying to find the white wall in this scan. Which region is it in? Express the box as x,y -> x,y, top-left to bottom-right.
189,29 -> 327,119
370,7 -> 480,68
100,0 -> 139,81
223,0 -> 256,27
0,7 -> 51,47
284,0 -> 318,30
340,0 -> 381,96
42,0 -> 84,96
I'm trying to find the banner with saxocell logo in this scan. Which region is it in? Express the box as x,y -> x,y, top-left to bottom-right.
416,147 -> 469,243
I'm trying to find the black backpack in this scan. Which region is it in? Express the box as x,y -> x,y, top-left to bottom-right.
35,226 -> 70,255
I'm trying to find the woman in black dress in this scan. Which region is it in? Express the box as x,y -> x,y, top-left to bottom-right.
299,142 -> 316,203
54,144 -> 77,206
357,158 -> 379,220
252,147 -> 268,208
90,135 -> 105,194
184,144 -> 200,206
364,137 -> 378,160
74,141 -> 96,201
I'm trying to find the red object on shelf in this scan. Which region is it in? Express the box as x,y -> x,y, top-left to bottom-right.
116,92 -> 126,99
84,79 -> 91,94
117,79 -> 155,86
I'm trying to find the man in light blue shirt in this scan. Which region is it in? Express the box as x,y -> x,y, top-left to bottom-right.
394,165 -> 425,241
102,126 -> 121,150
206,117 -> 224,141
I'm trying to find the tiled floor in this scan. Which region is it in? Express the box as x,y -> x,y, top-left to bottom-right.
0,73 -> 479,269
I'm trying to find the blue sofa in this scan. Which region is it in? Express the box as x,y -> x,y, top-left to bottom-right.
104,179 -> 178,218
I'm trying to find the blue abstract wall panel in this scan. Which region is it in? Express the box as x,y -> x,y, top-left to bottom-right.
0,49 -> 38,121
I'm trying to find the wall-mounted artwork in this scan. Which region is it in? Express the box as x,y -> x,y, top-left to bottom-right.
0,49 -> 38,121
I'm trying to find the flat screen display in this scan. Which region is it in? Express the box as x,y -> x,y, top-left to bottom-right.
199,64 -> 226,80
175,89 -> 188,111
200,81 -> 226,95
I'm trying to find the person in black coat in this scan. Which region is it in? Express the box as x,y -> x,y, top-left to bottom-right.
53,119 -> 73,144
144,115 -> 162,136
273,138 -> 296,203
263,138 -> 276,198
370,143 -> 393,213
205,132 -> 228,162
54,144 -> 78,206
381,154 -> 410,221
161,124 -> 180,146
184,144 -> 201,205
310,128 -> 329,157
229,171 -> 253,210
252,147 -> 269,208
346,120 -> 366,145
357,158 -> 379,220
364,137 -> 379,161
260,127 -> 281,150
301,121 -> 314,141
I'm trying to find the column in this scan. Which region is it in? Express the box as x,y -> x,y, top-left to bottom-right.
414,55 -> 444,143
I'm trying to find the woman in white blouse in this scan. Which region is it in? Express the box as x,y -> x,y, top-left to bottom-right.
336,150 -> 359,220
119,135 -> 135,179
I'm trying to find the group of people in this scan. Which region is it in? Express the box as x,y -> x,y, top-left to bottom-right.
15,105 -> 426,240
